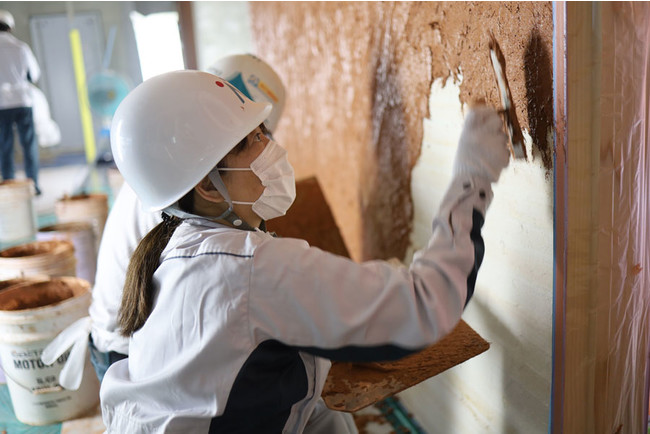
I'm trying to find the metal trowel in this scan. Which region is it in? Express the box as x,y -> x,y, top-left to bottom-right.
489,32 -> 527,159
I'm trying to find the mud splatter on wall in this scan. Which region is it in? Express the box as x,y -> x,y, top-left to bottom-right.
251,2 -> 553,262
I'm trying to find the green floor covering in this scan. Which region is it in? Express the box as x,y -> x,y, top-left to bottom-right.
0,384 -> 61,434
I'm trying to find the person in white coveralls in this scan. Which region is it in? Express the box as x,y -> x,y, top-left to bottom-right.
0,10 -> 42,194
88,54 -> 287,382
97,69 -> 509,433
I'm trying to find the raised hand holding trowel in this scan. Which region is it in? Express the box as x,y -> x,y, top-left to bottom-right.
489,32 -> 527,160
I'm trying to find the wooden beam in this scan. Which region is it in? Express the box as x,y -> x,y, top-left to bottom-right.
563,2 -> 601,433
551,2 -> 566,432
559,2 -> 650,432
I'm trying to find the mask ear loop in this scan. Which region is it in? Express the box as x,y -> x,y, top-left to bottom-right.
163,168 -> 258,231
207,167 -> 257,230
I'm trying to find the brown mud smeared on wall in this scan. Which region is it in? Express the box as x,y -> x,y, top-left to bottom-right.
251,2 -> 553,261
525,28 -> 554,170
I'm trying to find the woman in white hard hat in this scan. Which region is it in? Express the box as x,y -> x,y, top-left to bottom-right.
88,54 -> 287,383
100,70 -> 509,433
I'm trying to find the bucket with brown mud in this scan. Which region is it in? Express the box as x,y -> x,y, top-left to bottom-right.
0,276 -> 49,385
0,240 -> 76,280
0,277 -> 99,425
0,275 -> 50,293
0,180 -> 37,248
55,193 -> 108,251
37,222 -> 96,284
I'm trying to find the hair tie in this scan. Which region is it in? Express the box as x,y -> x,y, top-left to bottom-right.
161,212 -> 173,224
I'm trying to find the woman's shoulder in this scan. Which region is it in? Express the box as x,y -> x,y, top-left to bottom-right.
163,223 -> 269,262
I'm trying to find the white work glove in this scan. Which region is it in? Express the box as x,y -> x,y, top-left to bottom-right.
453,106 -> 510,183
41,316 -> 92,390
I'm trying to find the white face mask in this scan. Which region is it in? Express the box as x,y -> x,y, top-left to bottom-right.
219,139 -> 296,220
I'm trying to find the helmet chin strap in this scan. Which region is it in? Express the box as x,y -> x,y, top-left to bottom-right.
162,167 -> 261,232
206,167 -> 259,231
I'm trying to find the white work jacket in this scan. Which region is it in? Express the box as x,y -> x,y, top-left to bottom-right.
90,184 -> 162,355
100,174 -> 493,433
0,32 -> 40,109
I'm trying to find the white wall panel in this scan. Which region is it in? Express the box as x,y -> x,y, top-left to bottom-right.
400,78 -> 553,433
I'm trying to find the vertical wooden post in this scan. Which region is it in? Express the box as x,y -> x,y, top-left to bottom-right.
560,2 -> 602,433
551,2 -> 566,432
177,1 -> 197,70
556,2 -> 650,432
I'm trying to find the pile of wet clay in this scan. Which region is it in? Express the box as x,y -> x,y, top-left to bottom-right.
0,278 -> 85,311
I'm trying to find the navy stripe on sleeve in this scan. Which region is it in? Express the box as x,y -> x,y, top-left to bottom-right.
465,209 -> 485,306
295,344 -> 421,363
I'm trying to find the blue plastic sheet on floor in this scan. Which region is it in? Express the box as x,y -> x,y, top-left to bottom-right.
377,397 -> 427,433
0,384 -> 61,434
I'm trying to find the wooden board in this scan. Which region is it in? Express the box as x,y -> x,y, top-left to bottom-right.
266,176 -> 350,258
322,319 -> 490,413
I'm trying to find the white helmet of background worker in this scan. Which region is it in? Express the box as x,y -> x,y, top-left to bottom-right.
110,70 -> 272,212
0,10 -> 15,30
207,54 -> 285,132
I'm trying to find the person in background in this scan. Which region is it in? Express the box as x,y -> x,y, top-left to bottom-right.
30,82 -> 61,148
99,70 -> 509,433
0,10 -> 42,195
88,54 -> 286,380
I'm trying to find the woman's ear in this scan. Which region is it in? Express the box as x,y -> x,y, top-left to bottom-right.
195,176 -> 226,204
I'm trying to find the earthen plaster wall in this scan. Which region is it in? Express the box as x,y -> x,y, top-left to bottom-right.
251,1 -> 553,262
251,2 -> 554,432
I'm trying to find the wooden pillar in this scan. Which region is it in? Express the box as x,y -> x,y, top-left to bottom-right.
556,2 -> 650,432
551,2 -> 567,432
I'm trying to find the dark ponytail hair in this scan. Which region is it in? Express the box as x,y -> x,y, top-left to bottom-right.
118,193 -> 191,335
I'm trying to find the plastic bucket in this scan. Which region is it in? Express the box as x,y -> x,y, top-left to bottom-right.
54,193 -> 108,251
0,276 -> 49,385
37,223 -> 96,284
0,240 -> 76,280
0,180 -> 37,248
0,275 -> 50,293
0,277 -> 99,425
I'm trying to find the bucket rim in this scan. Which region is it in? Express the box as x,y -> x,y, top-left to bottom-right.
37,222 -> 94,233
0,179 -> 35,189
0,275 -> 51,292
0,240 -> 75,260
0,277 -> 91,315
56,192 -> 108,203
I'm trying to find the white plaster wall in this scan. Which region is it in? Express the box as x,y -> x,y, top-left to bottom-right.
399,78 -> 553,433
192,1 -> 254,72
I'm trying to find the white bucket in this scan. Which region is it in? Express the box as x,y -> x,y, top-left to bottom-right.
0,276 -> 50,386
37,223 -> 96,285
0,240 -> 77,280
0,277 -> 99,425
0,276 -> 49,293
0,180 -> 37,248
55,193 -> 109,252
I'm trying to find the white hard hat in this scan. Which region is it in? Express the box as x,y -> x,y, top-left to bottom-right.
207,54 -> 285,132
110,70 -> 272,212
0,10 -> 15,30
